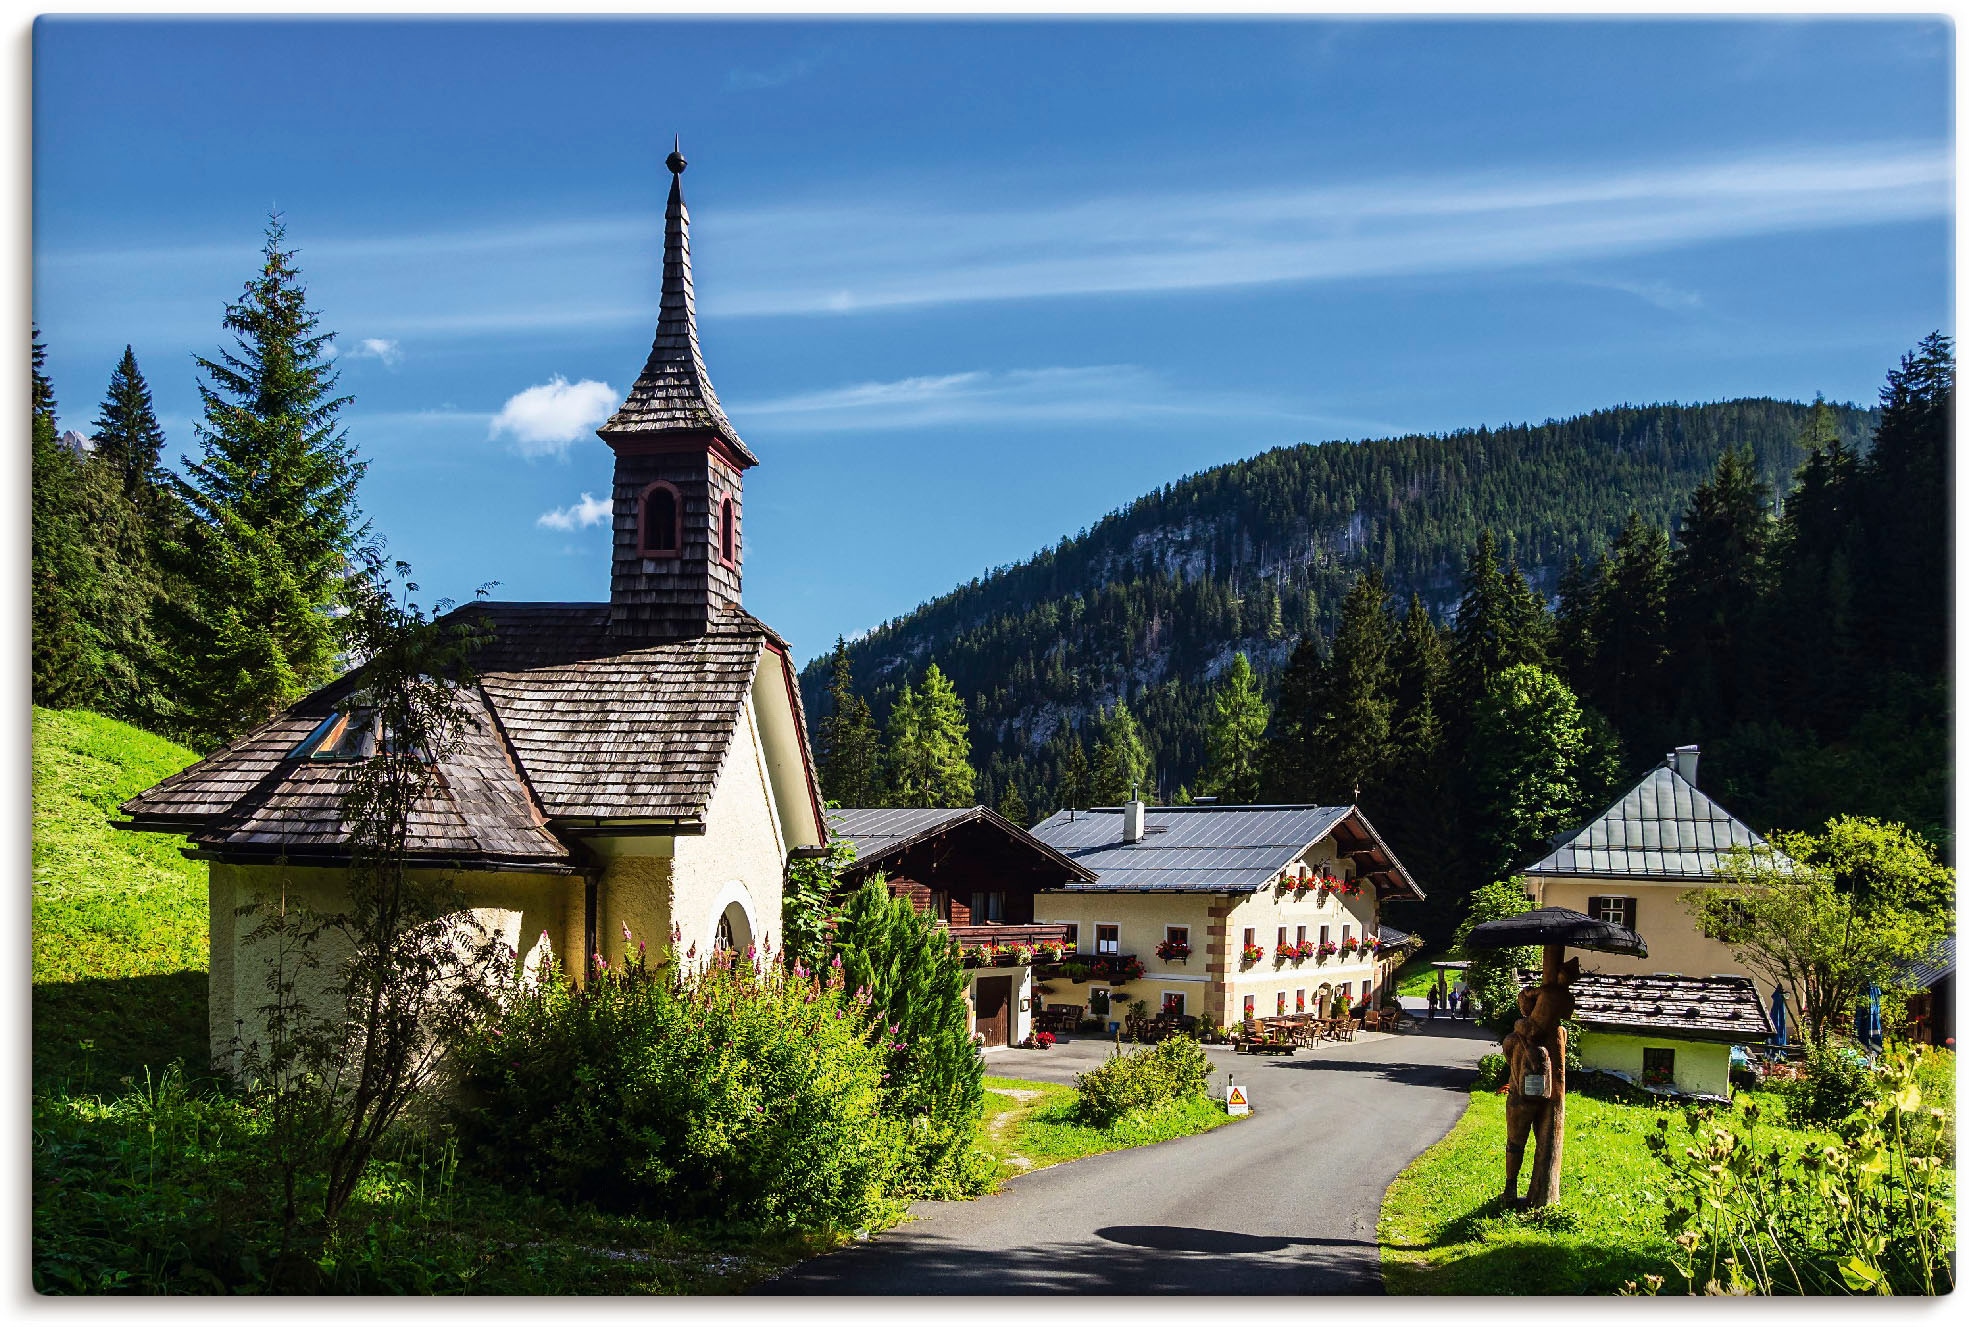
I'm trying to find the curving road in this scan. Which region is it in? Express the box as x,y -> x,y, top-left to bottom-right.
764,1011 -> 1490,1295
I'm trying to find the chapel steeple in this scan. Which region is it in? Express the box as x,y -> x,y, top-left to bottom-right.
599,140 -> 756,641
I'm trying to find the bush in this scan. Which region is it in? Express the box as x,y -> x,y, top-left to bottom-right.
1075,1035 -> 1212,1128
452,950 -> 903,1232
1780,1039 -> 1877,1125
1471,1053 -> 1508,1092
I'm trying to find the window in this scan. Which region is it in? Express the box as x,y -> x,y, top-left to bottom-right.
1242,927 -> 1255,950
718,495 -> 736,565
292,708 -> 376,762
1242,994 -> 1256,1020
1642,1047 -> 1676,1088
1060,923 -> 1079,954
639,482 -> 680,556
1295,925 -> 1307,946
1588,896 -> 1636,929
714,911 -> 735,953
1277,926 -> 1288,950
1165,925 -> 1188,949
1341,982 -> 1352,999
1319,925 -> 1330,946
1277,991 -> 1288,1016
971,892 -> 1005,923
1089,988 -> 1111,1018
1162,992 -> 1185,1015
1342,924 -> 1352,944
1361,982 -> 1373,1007
1096,924 -> 1120,956
1295,989 -> 1306,1013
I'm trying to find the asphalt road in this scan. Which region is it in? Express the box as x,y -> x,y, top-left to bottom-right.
764,1010 -> 1491,1295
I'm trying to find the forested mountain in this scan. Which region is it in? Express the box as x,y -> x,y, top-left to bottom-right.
803,397 -> 1878,819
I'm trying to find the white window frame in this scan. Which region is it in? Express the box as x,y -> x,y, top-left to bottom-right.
1161,991 -> 1186,1016
1095,923 -> 1121,956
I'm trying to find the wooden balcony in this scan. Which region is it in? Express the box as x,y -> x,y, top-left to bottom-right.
946,922 -> 1072,949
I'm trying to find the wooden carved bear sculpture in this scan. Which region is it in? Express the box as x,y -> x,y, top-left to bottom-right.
1499,950 -> 1579,1208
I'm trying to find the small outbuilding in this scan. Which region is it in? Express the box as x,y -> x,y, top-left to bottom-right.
1567,971 -> 1774,1100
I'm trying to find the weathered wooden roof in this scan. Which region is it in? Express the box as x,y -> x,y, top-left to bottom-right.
1569,972 -> 1774,1043
119,600 -> 791,863
1525,758 -> 1766,881
1028,804 -> 1423,898
829,806 -> 1097,883
597,146 -> 757,466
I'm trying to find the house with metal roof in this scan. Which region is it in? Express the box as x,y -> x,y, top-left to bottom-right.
117,148 -> 827,1072
1028,801 -> 1422,1029
828,806 -> 1094,1046
1567,972 -> 1775,1100
1523,745 -> 1776,1000
1896,933 -> 1956,1048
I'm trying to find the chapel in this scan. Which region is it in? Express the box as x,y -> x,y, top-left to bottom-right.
118,146 -> 826,1068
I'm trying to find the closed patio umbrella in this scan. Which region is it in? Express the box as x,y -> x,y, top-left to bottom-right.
1769,985 -> 1788,1048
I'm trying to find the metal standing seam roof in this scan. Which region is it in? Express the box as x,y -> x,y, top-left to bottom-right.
827,806 -> 1097,882
1525,762 -> 1766,881
1028,805 -> 1358,893
1898,934 -> 1956,989
1569,972 -> 1775,1043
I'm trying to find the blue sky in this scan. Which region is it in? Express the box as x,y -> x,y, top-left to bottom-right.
33,17 -> 1953,665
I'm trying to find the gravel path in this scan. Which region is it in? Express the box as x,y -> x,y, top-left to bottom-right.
763,1012 -> 1491,1295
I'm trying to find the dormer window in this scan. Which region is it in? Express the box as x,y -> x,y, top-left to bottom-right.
639,482 -> 681,557
718,496 -> 736,565
291,708 -> 376,762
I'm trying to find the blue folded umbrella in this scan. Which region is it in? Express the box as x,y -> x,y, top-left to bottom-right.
1769,986 -> 1788,1048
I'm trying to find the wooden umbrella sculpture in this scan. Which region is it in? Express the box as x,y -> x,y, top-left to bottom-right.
1465,906 -> 1648,1208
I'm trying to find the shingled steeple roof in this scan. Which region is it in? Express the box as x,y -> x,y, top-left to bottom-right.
599,140 -> 757,466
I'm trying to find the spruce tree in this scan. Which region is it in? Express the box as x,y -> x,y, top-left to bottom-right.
90,346 -> 169,501
1667,446 -> 1772,733
815,639 -> 884,806
1314,568 -> 1396,804
1763,399 -> 1862,724
164,217 -> 369,750
30,326 -> 93,706
886,664 -> 975,807
1090,700 -> 1151,805
1584,511 -> 1670,754
1381,593 -> 1458,902
1057,727 -> 1092,812
1857,333 -> 1951,681
1199,652 -> 1269,803
995,781 -> 1030,827
1259,634 -> 1328,803
1468,664 -> 1597,881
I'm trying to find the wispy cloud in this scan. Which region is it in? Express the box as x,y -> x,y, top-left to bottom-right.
726,46 -> 828,92
729,364 -> 1328,433
1578,276 -> 1704,311
335,336 -> 403,366
537,492 -> 612,531
488,376 -> 618,458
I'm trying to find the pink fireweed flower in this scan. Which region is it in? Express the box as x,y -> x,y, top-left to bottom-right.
621,921 -> 632,943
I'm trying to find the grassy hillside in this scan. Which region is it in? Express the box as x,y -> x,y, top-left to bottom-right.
32,707 -> 206,1092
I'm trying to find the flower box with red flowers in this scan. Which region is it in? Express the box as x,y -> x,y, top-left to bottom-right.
1340,937 -> 1360,955
1316,941 -> 1339,960
1091,955 -> 1146,983
1239,944 -> 1266,968
1155,939 -> 1192,962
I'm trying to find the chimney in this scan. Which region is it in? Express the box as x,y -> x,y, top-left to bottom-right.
1669,744 -> 1700,788
1121,799 -> 1147,844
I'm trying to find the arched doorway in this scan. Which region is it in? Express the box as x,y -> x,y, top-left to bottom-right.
714,901 -> 753,955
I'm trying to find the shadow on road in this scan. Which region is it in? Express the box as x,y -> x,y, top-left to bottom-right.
1095,1225 -> 1379,1254
1264,1057 -> 1477,1089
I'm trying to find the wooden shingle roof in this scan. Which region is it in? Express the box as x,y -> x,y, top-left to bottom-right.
119,601 -> 789,863
597,146 -> 757,466
1569,972 -> 1775,1043
828,806 -> 1097,884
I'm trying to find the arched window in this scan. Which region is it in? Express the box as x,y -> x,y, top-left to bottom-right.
719,496 -> 736,565
639,482 -> 681,556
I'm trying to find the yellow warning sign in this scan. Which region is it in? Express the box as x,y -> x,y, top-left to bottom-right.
1226,1085 -> 1251,1116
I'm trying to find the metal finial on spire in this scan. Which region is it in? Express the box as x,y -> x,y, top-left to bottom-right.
666,135 -> 687,175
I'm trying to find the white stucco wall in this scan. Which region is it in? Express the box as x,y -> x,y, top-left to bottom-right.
1577,1030 -> 1735,1098
666,691 -> 790,963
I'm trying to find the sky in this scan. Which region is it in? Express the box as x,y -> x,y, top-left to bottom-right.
32,16 -> 1954,666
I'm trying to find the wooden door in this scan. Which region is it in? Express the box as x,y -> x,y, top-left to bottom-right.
974,976 -> 1013,1047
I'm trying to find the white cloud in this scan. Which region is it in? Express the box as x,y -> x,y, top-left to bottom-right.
488,376 -> 618,457
536,492 -> 614,531
729,365 -> 1365,434
337,336 -> 402,366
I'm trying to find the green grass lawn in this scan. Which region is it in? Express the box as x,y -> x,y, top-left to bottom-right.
32,707 -> 209,1094
978,1074 -> 1238,1183
1379,1086 -> 1835,1294
1395,954 -> 1452,997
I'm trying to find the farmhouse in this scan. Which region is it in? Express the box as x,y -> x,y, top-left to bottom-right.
826,806 -> 1095,1046
116,147 -> 826,1069
1522,745 -> 1776,1001
1027,801 -> 1423,1028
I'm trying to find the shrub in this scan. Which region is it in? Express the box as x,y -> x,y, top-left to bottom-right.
827,878 -> 989,1197
1471,1053 -> 1508,1092
452,949 -> 902,1232
1075,1035 -> 1212,1128
1780,1038 -> 1877,1125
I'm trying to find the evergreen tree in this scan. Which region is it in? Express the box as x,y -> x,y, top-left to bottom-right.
30,326 -> 93,706
1584,510 -> 1671,754
1448,529 -> 1547,727
1763,398 -> 1863,724
815,638 -> 884,806
1467,664 -> 1598,881
1856,333 -> 1951,681
995,781 -> 1030,827
1090,700 -> 1152,804
1313,568 -> 1396,804
164,217 -> 370,750
885,664 -> 975,808
1667,446 -> 1772,733
1057,727 -> 1092,812
1381,594 -> 1458,899
1199,651 -> 1268,803
1260,634 -> 1328,803
1552,554 -> 1597,691
90,346 -> 169,501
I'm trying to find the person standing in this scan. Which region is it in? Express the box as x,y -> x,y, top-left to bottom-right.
1452,975 -> 1471,1019
1426,984 -> 1439,1021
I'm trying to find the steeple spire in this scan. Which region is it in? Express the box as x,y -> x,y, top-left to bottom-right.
598,139 -> 757,467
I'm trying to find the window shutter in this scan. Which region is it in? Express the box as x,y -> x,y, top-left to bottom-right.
1624,896 -> 1638,933
1586,895 -> 1605,921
